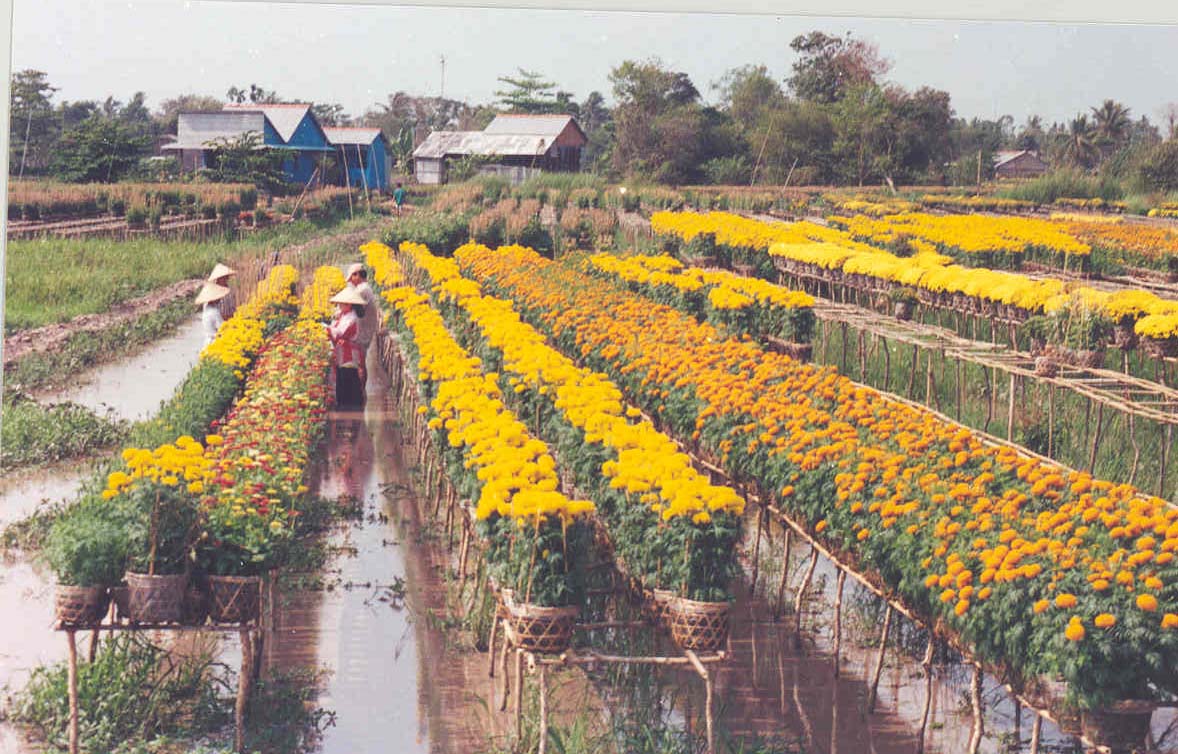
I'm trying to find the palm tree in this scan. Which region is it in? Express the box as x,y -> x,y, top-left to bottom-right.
1062,115 -> 1100,169
1090,99 -> 1131,147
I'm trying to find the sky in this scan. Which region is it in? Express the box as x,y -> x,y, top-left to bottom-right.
8,0 -> 1178,128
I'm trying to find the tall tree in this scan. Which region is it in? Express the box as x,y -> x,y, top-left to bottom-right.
577,91 -> 614,172
1015,115 -> 1045,151
1061,115 -> 1100,169
1090,99 -> 1131,147
225,84 -> 283,105
205,131 -> 287,192
311,103 -> 350,126
50,115 -> 151,182
787,31 -> 890,104
494,69 -> 564,114
1159,103 -> 1178,140
9,69 -> 59,177
608,59 -> 706,183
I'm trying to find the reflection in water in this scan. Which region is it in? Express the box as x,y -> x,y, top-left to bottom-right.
36,315 -> 205,423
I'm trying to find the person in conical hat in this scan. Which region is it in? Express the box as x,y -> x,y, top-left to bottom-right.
326,286 -> 368,409
346,262 -> 380,387
207,263 -> 237,321
195,282 -> 230,346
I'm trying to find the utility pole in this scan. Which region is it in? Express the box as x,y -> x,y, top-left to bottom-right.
439,55 -> 446,100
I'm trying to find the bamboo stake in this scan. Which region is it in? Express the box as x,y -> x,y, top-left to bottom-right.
1087,402 -> 1105,474
499,624 -> 511,710
1007,372 -> 1017,441
513,648 -> 524,742
915,637 -> 936,754
794,548 -> 819,648
487,613 -> 498,678
67,630 -> 79,754
832,569 -> 846,678
1161,424 -> 1173,499
235,629 -> 253,753
749,502 -> 764,591
774,528 -> 792,618
967,664 -> 983,754
538,665 -> 548,754
867,604 -> 893,713
1029,714 -> 1042,754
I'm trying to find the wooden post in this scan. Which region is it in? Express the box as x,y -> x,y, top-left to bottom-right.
88,627 -> 99,663
1047,386 -> 1056,458
487,613 -> 498,678
1013,699 -> 1022,745
832,569 -> 846,678
1161,424 -> 1173,500
513,649 -> 524,742
1029,714 -> 1042,754
794,548 -> 819,647
967,664 -> 983,754
867,604 -> 893,712
538,664 -> 548,754
67,629 -> 79,754
235,629 -> 253,753
1006,372 -> 1017,441
749,503 -> 764,591
882,336 -> 892,392
687,651 -> 714,754
499,626 -> 511,710
955,359 -> 963,422
916,637 -> 935,754
1087,402 -> 1105,474
775,528 -> 792,618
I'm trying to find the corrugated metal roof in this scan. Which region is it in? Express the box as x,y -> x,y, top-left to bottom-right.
413,130 -> 549,159
324,127 -> 383,146
483,114 -> 576,139
223,102 -> 312,143
993,150 -> 1045,168
164,111 -> 266,150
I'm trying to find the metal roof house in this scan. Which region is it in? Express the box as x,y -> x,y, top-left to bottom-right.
164,103 -> 334,186
413,114 -> 587,185
993,150 -> 1049,180
323,127 -> 390,191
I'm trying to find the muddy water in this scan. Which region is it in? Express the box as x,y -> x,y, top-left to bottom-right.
267,346 -> 488,754
37,314 -> 204,422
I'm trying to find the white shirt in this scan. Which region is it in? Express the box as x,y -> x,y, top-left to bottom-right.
350,280 -> 380,348
202,304 -> 224,346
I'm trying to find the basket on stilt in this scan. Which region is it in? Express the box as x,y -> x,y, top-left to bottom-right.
54,585 -> 110,627
666,597 -> 730,652
207,575 -> 262,625
125,571 -> 188,625
503,599 -> 579,655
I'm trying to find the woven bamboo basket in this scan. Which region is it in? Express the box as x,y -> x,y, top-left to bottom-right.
126,571 -> 188,624
650,588 -> 676,623
181,580 -> 210,626
55,585 -> 110,627
208,575 -> 262,624
666,597 -> 730,652
504,600 -> 579,654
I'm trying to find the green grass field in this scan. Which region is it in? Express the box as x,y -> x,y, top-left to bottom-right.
3,215 -> 377,334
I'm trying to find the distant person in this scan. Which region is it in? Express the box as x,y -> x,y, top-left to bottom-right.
393,182 -> 406,215
346,263 -> 380,386
195,282 -> 231,346
325,287 -> 367,410
207,262 -> 237,320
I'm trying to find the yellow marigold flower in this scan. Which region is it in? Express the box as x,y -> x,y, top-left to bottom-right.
1094,613 -> 1116,629
1054,593 -> 1077,609
1033,599 -> 1050,614
1065,621 -> 1085,642
1137,593 -> 1159,612
1163,614 -> 1178,629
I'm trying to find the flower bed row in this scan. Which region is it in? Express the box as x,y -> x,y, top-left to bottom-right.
47,264 -> 330,627
390,240 -> 747,607
584,252 -> 815,344
454,242 -> 1178,712
362,241 -> 596,614
651,210 -> 1178,352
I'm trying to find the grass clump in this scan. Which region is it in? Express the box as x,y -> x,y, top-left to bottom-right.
0,393 -> 127,471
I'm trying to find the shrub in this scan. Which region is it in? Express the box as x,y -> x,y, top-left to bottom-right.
238,187 -> 258,210
382,211 -> 470,256
125,205 -> 147,227
1139,141 -> 1178,193
44,499 -> 133,586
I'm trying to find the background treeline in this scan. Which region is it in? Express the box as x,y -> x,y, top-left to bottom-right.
10,31 -> 1178,192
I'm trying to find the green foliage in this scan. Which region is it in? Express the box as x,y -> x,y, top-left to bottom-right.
6,633 -> 226,753
205,131 -> 288,193
129,359 -> 239,448
0,393 -> 127,470
124,482 -> 201,575
382,211 -> 470,256
998,168 -> 1125,204
1139,140 -> 1178,193
50,115 -> 151,183
43,496 -> 135,586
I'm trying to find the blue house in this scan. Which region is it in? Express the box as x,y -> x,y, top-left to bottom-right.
165,103 -> 335,186
324,127 -> 390,191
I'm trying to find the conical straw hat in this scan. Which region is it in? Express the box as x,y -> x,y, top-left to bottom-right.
329,286 -> 367,306
207,263 -> 236,281
346,262 -> 365,277
195,282 -> 231,306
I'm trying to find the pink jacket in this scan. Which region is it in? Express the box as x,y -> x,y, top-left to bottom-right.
328,310 -> 363,368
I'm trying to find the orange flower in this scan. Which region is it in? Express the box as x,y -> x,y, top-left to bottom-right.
1094,613 -> 1116,629
1137,593 -> 1159,612
1065,620 -> 1085,642
1054,593 -> 1077,609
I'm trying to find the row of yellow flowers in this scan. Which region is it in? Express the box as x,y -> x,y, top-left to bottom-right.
396,241 -> 745,600
362,240 -> 595,607
653,210 -> 1178,339
454,242 -> 1178,709
362,241 -> 593,525
833,211 -> 1093,259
